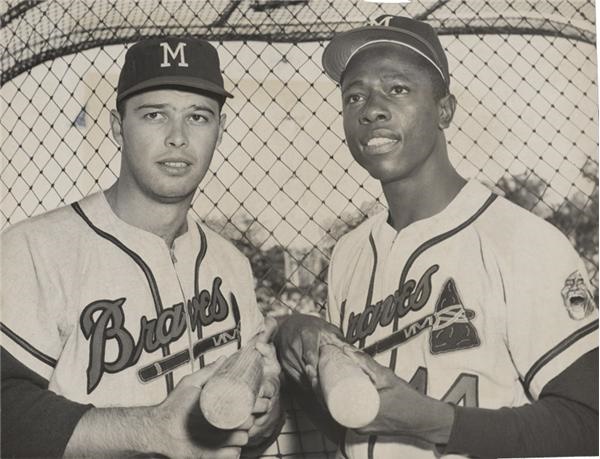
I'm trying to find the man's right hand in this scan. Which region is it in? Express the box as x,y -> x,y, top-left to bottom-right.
272,313 -> 345,389
151,357 -> 251,458
65,358 -> 250,459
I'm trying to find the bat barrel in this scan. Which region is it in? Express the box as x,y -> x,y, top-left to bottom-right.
200,346 -> 263,429
318,344 -> 380,428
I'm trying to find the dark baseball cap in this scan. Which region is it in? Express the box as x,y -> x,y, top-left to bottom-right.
117,36 -> 233,103
322,15 -> 449,87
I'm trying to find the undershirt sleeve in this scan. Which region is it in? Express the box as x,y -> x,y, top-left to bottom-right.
1,347 -> 93,458
444,347 -> 598,457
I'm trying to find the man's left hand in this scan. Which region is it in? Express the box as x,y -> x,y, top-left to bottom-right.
345,348 -> 455,446
243,318 -> 285,456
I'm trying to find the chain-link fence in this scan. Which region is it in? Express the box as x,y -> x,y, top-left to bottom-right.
1,1 -> 597,457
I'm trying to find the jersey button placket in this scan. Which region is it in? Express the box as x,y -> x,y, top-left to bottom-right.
169,245 -> 178,264
387,232 -> 408,293
168,242 -> 197,372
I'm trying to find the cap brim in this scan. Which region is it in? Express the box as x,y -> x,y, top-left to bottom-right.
322,26 -> 445,84
117,75 -> 233,102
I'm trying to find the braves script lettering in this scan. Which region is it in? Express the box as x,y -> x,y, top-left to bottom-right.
80,277 -> 231,393
346,265 -> 439,344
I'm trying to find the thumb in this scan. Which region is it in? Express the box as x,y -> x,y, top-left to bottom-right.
256,316 -> 278,344
181,355 -> 227,389
255,341 -> 276,360
342,346 -> 387,388
259,378 -> 279,398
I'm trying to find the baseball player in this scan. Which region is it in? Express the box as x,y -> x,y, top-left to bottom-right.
275,15 -> 598,458
1,37 -> 283,457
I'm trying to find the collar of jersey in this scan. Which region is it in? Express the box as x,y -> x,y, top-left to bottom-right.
373,179 -> 493,242
77,191 -> 198,251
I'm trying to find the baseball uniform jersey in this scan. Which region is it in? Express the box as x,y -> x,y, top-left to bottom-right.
1,191 -> 264,406
327,179 -> 598,459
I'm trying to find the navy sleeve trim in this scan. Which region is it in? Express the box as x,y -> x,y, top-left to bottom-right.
445,349 -> 598,457
1,347 -> 93,458
0,322 -> 57,367
523,319 -> 598,394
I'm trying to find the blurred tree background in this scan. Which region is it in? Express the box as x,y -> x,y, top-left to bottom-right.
208,169 -> 598,315
495,164 -> 598,302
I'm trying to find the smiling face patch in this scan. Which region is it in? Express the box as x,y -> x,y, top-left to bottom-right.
561,271 -> 595,320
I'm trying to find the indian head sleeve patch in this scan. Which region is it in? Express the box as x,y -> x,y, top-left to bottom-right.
430,278 -> 480,354
561,271 -> 595,320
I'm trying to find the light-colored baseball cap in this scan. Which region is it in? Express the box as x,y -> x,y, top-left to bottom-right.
117,36 -> 233,103
322,15 -> 449,87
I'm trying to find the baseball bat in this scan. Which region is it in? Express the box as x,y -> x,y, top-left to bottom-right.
200,344 -> 264,429
138,326 -> 239,383
318,344 -> 380,428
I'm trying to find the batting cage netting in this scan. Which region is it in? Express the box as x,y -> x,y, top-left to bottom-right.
1,0 -> 597,457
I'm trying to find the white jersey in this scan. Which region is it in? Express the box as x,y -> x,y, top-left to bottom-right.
327,180 -> 598,459
1,191 -> 263,406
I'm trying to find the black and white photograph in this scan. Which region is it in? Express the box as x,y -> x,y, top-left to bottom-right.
1,1 -> 598,458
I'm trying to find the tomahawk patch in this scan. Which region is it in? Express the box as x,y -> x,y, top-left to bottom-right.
430,279 -> 480,353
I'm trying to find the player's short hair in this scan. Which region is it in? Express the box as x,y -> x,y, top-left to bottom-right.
406,50 -> 449,101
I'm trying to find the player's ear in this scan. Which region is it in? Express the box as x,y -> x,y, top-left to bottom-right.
438,93 -> 456,129
110,109 -> 124,147
216,112 -> 227,147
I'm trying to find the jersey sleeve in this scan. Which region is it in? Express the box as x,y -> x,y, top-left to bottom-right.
0,225 -> 67,380
503,222 -> 598,399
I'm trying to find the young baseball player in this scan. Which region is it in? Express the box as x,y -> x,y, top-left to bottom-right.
1,37 -> 283,457
275,15 -> 598,458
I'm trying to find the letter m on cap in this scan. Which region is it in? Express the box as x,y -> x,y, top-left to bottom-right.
160,42 -> 189,68
372,14 -> 394,26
